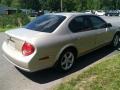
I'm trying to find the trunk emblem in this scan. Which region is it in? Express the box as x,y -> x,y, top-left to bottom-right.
8,37 -> 15,42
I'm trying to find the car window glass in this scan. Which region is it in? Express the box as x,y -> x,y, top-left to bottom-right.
89,16 -> 106,29
84,17 -> 92,30
25,15 -> 66,33
69,16 -> 92,33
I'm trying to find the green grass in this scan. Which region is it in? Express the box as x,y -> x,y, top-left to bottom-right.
0,16 -> 35,32
0,27 -> 17,32
55,54 -> 120,90
0,28 -> 11,32
29,16 -> 36,21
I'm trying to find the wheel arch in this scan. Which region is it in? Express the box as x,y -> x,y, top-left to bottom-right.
55,44 -> 78,63
112,30 -> 120,40
111,31 -> 120,47
115,31 -> 120,35
113,31 -> 120,40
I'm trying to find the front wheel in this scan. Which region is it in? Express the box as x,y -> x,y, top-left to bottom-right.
112,34 -> 120,47
56,49 -> 76,71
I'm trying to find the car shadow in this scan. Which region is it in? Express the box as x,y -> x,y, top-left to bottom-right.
16,45 -> 116,84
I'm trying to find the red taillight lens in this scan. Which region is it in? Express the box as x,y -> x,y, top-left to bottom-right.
22,42 -> 35,56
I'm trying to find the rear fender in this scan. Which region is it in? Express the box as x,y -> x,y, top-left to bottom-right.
55,44 -> 77,62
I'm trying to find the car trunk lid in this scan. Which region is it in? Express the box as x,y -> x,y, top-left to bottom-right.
5,28 -> 50,52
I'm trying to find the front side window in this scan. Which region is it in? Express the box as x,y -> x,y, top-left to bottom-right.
69,16 -> 92,33
25,15 -> 66,33
89,16 -> 106,29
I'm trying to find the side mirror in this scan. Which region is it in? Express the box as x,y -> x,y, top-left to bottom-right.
106,23 -> 112,27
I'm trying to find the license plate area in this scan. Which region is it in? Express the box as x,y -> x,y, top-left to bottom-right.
7,38 -> 15,49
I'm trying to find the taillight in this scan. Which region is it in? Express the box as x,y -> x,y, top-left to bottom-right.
22,42 -> 35,56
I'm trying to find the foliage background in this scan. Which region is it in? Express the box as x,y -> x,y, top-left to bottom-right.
0,13 -> 30,28
0,0 -> 120,12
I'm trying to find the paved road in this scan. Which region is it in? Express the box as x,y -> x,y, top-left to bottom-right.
0,16 -> 120,90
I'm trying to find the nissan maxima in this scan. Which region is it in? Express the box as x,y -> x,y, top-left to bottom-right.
2,13 -> 120,72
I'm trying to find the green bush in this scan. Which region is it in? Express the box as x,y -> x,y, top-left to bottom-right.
0,13 -> 30,28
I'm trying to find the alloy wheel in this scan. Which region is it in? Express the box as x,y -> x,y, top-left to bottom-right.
113,34 -> 119,47
60,51 -> 75,71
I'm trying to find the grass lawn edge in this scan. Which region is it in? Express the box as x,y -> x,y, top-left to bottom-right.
53,53 -> 120,90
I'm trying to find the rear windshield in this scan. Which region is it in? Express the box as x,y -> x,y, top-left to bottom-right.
25,15 -> 66,33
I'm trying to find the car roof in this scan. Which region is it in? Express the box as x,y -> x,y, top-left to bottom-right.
46,12 -> 94,18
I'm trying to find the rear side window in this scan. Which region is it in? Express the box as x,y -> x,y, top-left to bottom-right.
69,16 -> 92,33
25,15 -> 66,33
89,16 -> 106,29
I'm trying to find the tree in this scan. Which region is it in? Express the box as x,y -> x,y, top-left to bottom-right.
11,0 -> 21,8
0,0 -> 120,11
62,0 -> 76,11
0,0 -> 12,7
74,0 -> 82,11
10,0 -> 41,10
25,0 -> 41,11
42,0 -> 60,11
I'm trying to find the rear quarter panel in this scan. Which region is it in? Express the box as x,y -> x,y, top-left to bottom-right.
30,33 -> 76,68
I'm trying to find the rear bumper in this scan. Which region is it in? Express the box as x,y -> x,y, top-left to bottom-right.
2,42 -> 55,72
2,41 -> 35,72
3,54 -> 31,72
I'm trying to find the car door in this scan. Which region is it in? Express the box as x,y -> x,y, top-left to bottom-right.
89,16 -> 112,47
69,16 -> 97,54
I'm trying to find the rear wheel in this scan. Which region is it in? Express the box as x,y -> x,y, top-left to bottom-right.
56,49 -> 76,71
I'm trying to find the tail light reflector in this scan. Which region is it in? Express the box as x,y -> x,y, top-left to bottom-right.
22,42 -> 35,56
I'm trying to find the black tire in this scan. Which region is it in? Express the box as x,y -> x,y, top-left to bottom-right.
56,49 -> 76,72
112,34 -> 120,48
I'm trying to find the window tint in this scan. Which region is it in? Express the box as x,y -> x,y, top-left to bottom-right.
89,16 -> 106,29
69,16 -> 92,33
25,15 -> 66,33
